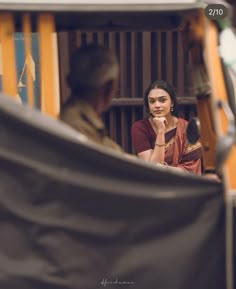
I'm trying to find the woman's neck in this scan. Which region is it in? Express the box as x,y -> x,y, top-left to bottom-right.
165,114 -> 176,131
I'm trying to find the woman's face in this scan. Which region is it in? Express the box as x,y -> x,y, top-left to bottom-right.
148,88 -> 173,117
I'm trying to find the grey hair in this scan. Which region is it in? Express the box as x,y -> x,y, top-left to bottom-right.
67,44 -> 119,96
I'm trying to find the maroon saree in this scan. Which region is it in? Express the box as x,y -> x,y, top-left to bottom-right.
131,117 -> 202,175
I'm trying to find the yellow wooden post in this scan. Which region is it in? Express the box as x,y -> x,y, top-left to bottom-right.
204,19 -> 236,190
37,13 -> 59,117
22,13 -> 34,107
0,13 -> 17,98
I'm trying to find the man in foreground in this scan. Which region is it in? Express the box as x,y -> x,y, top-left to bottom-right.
60,43 -> 122,152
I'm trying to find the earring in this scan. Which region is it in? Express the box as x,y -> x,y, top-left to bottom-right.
171,106 -> 174,112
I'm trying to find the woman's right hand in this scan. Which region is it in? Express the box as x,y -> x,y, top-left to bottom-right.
152,116 -> 167,132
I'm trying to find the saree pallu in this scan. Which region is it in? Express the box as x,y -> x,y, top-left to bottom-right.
164,118 -> 202,174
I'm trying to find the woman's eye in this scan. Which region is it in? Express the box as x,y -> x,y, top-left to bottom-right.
149,99 -> 154,104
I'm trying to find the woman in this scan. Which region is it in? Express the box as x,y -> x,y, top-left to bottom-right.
131,80 -> 202,174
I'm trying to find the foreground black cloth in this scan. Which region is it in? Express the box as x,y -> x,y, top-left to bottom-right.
0,95 -> 226,289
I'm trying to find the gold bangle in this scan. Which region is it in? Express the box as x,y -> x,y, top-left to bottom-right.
155,143 -> 165,147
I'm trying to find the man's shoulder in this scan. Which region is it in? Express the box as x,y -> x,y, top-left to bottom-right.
60,101 -> 80,122
60,100 -> 89,117
60,101 -> 97,137
60,100 -> 123,152
103,137 -> 123,152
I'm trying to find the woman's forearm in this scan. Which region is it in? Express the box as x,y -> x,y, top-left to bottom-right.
149,130 -> 165,164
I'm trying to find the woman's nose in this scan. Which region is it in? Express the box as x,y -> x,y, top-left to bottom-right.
154,101 -> 160,107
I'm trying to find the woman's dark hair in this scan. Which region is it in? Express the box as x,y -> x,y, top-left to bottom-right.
143,80 -> 178,116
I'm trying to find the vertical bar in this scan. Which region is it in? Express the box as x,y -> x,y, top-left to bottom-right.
126,32 -> 131,97
131,107 -> 136,126
131,32 -> 136,98
108,32 -> 116,50
119,32 -> 127,97
166,31 -> 173,84
131,107 -> 137,153
184,106 -> 189,120
150,32 -> 157,82
142,32 -> 151,94
109,109 -> 117,140
75,30 -> 82,48
121,107 -> 127,150
189,106 -> 197,120
178,107 -> 185,119
97,32 -> 104,45
108,32 -> 118,100
161,32 -> 167,80
57,32 -> 70,104
68,30 -> 77,54
0,13 -> 17,98
37,13 -> 59,117
108,29 -> 121,138
86,32 -> 93,44
177,31 -> 184,96
157,31 -> 162,80
22,13 -> 34,107
92,32 -> 98,44
171,31 -> 178,89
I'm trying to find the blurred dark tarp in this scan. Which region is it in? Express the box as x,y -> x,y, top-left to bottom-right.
0,94 -> 226,289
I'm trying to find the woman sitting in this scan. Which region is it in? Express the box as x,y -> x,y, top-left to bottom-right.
131,80 -> 202,175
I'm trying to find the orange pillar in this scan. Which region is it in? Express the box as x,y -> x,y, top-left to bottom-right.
204,19 -> 236,191
0,13 -> 17,98
37,13 -> 59,117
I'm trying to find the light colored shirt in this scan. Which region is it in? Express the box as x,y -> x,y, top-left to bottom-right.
60,100 -> 122,152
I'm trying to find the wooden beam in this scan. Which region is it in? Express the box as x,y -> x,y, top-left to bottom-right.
111,96 -> 196,107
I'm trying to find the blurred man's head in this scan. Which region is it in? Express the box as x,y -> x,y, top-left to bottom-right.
67,44 -> 119,113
